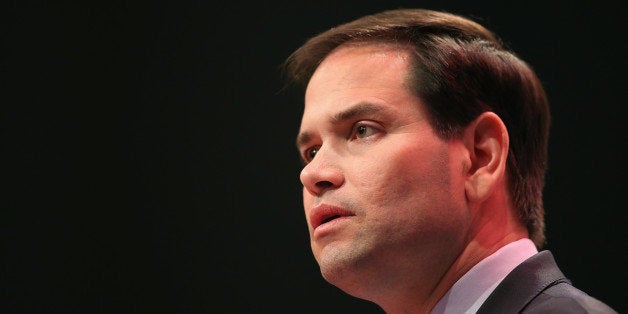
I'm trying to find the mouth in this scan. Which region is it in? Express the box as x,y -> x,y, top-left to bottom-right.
310,204 -> 355,230
321,215 -> 341,224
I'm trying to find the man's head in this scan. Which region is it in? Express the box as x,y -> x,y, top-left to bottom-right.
284,8 -> 550,310
284,8 -> 550,248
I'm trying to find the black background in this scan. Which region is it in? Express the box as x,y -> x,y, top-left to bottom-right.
3,1 -> 626,313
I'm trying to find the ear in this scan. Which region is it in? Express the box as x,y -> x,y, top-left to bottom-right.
462,112 -> 509,204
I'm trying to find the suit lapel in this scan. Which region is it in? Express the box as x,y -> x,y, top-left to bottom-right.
477,250 -> 570,313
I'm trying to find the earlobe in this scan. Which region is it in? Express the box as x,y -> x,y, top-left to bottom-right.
463,112 -> 509,204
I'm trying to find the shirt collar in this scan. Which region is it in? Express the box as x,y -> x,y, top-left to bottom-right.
431,238 -> 538,314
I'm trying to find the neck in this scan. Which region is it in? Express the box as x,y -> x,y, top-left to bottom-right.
423,196 -> 528,313
379,195 -> 528,313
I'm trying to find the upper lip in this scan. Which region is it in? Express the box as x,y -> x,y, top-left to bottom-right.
309,203 -> 355,230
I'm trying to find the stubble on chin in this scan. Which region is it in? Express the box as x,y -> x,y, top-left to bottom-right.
315,233 -> 378,287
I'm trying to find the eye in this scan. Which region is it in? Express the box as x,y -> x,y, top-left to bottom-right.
302,146 -> 320,163
352,123 -> 378,139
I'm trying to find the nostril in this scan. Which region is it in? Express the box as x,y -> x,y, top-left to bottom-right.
315,181 -> 334,189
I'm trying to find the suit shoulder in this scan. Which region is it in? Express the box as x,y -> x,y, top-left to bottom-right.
523,282 -> 618,314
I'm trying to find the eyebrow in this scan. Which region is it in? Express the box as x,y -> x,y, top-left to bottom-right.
295,102 -> 387,149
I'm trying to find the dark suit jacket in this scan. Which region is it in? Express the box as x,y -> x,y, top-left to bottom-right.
476,250 -> 617,313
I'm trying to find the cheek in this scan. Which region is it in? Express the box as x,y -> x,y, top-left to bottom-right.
355,139 -> 452,206
356,141 -> 470,243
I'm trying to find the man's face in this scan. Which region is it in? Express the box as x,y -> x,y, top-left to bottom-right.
296,43 -> 471,295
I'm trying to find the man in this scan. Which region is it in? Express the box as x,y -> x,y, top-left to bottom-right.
282,8 -> 617,314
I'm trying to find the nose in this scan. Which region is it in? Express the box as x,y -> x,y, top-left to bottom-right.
299,148 -> 344,196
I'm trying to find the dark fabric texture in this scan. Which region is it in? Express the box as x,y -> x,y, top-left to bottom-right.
477,250 -> 617,314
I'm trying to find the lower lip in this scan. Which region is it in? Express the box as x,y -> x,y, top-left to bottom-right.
313,216 -> 353,237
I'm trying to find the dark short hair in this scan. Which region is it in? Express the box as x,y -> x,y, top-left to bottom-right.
282,8 -> 550,248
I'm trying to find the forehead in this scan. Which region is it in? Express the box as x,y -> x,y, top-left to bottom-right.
302,43 -> 417,118
297,43 -> 430,149
305,43 -> 413,102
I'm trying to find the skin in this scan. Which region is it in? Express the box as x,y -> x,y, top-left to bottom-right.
296,43 -> 528,313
